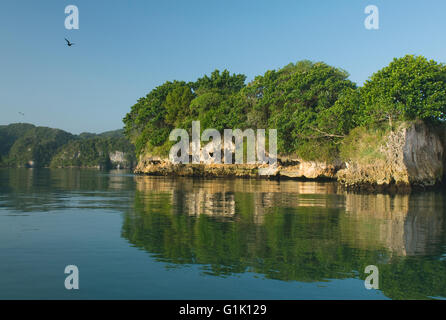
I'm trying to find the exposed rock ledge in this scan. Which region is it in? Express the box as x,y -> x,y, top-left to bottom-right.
134,121 -> 445,191
134,157 -> 343,180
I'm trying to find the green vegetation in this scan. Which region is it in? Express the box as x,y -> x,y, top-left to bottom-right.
0,123 -> 36,164
79,129 -> 126,139
339,126 -> 390,164
0,124 -> 135,169
1,125 -> 74,167
123,55 -> 446,162
359,55 -> 446,127
51,136 -> 136,169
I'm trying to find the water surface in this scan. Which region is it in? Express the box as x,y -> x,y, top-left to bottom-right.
0,168 -> 445,299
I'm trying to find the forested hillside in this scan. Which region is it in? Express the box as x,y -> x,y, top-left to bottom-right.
0,123 -> 36,161
0,124 -> 135,169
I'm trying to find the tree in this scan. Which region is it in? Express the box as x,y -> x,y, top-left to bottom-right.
123,81 -> 187,155
243,61 -> 356,158
164,85 -> 195,126
317,87 -> 363,137
191,69 -> 246,95
360,55 -> 446,126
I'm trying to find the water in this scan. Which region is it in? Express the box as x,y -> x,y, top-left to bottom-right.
0,168 -> 445,300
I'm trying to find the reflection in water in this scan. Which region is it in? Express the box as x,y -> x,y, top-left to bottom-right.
134,177 -> 341,221
1,169 -> 446,299
0,168 -> 135,212
123,176 -> 446,299
343,193 -> 444,256
131,176 -> 444,256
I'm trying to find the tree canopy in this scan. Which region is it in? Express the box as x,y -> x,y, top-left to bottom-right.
360,55 -> 446,126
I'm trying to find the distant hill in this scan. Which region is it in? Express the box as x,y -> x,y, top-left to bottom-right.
0,123 -> 135,169
0,123 -> 36,157
7,126 -> 74,167
78,129 -> 125,140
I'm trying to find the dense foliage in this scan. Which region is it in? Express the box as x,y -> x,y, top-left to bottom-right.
360,55 -> 446,126
0,123 -> 36,163
50,136 -> 136,169
242,61 -> 356,159
123,55 -> 446,161
0,124 -> 135,169
3,125 -> 74,167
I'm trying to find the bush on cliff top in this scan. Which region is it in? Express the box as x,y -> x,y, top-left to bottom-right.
359,55 -> 446,127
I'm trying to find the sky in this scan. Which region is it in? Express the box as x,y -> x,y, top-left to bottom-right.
1,0 -> 446,134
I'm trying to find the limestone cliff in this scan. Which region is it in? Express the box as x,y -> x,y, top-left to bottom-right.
338,121 -> 444,190
109,151 -> 133,169
278,158 -> 343,179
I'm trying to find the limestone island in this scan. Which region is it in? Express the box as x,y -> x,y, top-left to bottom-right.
124,55 -> 446,192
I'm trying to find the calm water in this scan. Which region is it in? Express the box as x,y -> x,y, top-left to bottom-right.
0,168 -> 446,300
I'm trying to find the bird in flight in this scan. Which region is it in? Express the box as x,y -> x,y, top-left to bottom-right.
65,38 -> 75,46
18,112 -> 24,116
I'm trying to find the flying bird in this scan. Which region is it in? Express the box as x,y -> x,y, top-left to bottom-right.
65,38 -> 75,46
18,112 -> 24,116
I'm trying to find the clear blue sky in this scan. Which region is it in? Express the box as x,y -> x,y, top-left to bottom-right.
1,0 -> 446,134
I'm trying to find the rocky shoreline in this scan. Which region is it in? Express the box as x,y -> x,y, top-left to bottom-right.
134,158 -> 343,179
134,121 -> 446,192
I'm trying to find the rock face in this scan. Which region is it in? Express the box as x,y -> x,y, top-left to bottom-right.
338,121 -> 444,190
440,128 -> 446,181
134,160 -> 265,178
278,158 -> 344,179
109,151 -> 133,169
134,156 -> 343,180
